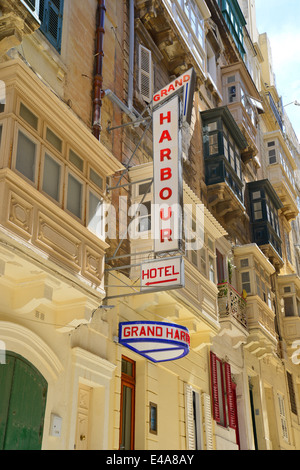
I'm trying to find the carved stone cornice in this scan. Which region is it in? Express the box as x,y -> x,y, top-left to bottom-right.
0,0 -> 40,56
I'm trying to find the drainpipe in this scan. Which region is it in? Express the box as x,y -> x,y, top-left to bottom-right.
93,0 -> 106,140
128,0 -> 134,111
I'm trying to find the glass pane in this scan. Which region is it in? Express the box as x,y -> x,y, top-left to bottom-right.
209,134 -> 218,155
16,130 -> 36,182
122,358 -> 133,376
42,153 -> 61,201
90,168 -> 103,190
88,191 -> 102,236
46,128 -> 62,152
252,191 -> 261,200
20,103 -> 38,130
67,173 -> 82,218
284,297 -> 294,317
69,149 -> 83,172
120,385 -> 132,450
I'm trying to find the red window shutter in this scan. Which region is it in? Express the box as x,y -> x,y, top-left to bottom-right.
210,352 -> 220,422
224,362 -> 237,429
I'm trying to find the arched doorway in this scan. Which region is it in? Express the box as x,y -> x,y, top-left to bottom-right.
0,352 -> 48,450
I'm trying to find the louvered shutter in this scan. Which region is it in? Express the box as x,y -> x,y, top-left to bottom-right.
39,0 -> 64,52
210,351 -> 220,422
202,393 -> 214,450
224,362 -> 237,429
185,384 -> 196,450
139,45 -> 153,103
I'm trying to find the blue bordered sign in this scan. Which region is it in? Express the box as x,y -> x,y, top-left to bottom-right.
119,321 -> 190,363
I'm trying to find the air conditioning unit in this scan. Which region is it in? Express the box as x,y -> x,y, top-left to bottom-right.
20,0 -> 41,23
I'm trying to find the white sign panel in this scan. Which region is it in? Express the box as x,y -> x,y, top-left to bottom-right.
153,96 -> 182,253
153,68 -> 196,124
119,321 -> 190,363
141,257 -> 184,291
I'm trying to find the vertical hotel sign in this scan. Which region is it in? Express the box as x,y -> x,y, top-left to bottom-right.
153,69 -> 195,254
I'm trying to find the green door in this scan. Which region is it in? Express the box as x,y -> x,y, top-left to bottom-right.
0,352 -> 48,450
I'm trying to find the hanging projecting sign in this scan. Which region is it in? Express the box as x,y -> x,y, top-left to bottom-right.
140,257 -> 184,292
153,95 -> 181,253
153,68 -> 195,255
153,68 -> 196,124
119,321 -> 190,363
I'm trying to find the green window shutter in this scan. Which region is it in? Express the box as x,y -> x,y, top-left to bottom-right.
39,0 -> 64,53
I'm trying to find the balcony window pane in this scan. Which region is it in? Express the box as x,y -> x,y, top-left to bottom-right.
228,85 -> 236,103
46,128 -> 62,153
90,168 -> 104,191
67,173 -> 83,219
69,149 -> 83,172
16,130 -> 37,182
88,191 -> 103,237
20,103 -> 38,130
42,153 -> 61,202
200,248 -> 206,276
209,255 -> 215,282
284,297 -> 294,317
242,271 -> 251,293
253,202 -> 263,220
209,133 -> 218,155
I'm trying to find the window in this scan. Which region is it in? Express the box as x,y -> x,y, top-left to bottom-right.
20,103 -> 38,131
119,357 -> 135,450
149,403 -> 157,435
209,255 -> 215,283
137,200 -> 151,233
46,127 -> 62,153
228,85 -> 237,103
284,297 -> 294,317
66,171 -> 84,220
138,45 -> 153,103
12,111 -> 106,238
285,231 -> 292,264
241,271 -> 251,294
268,141 -> 276,164
210,352 -> 238,430
216,250 -> 225,283
87,190 -> 103,238
39,0 -> 64,53
278,394 -> 289,442
15,129 -> 38,184
185,384 -> 202,450
287,372 -> 298,416
69,149 -> 84,172
42,152 -> 62,202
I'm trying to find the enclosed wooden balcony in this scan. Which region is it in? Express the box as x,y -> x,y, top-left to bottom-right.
0,59 -> 122,293
221,62 -> 264,164
278,274 -> 300,346
201,106 -> 250,243
264,131 -> 298,223
234,244 -> 278,358
247,180 -> 284,271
